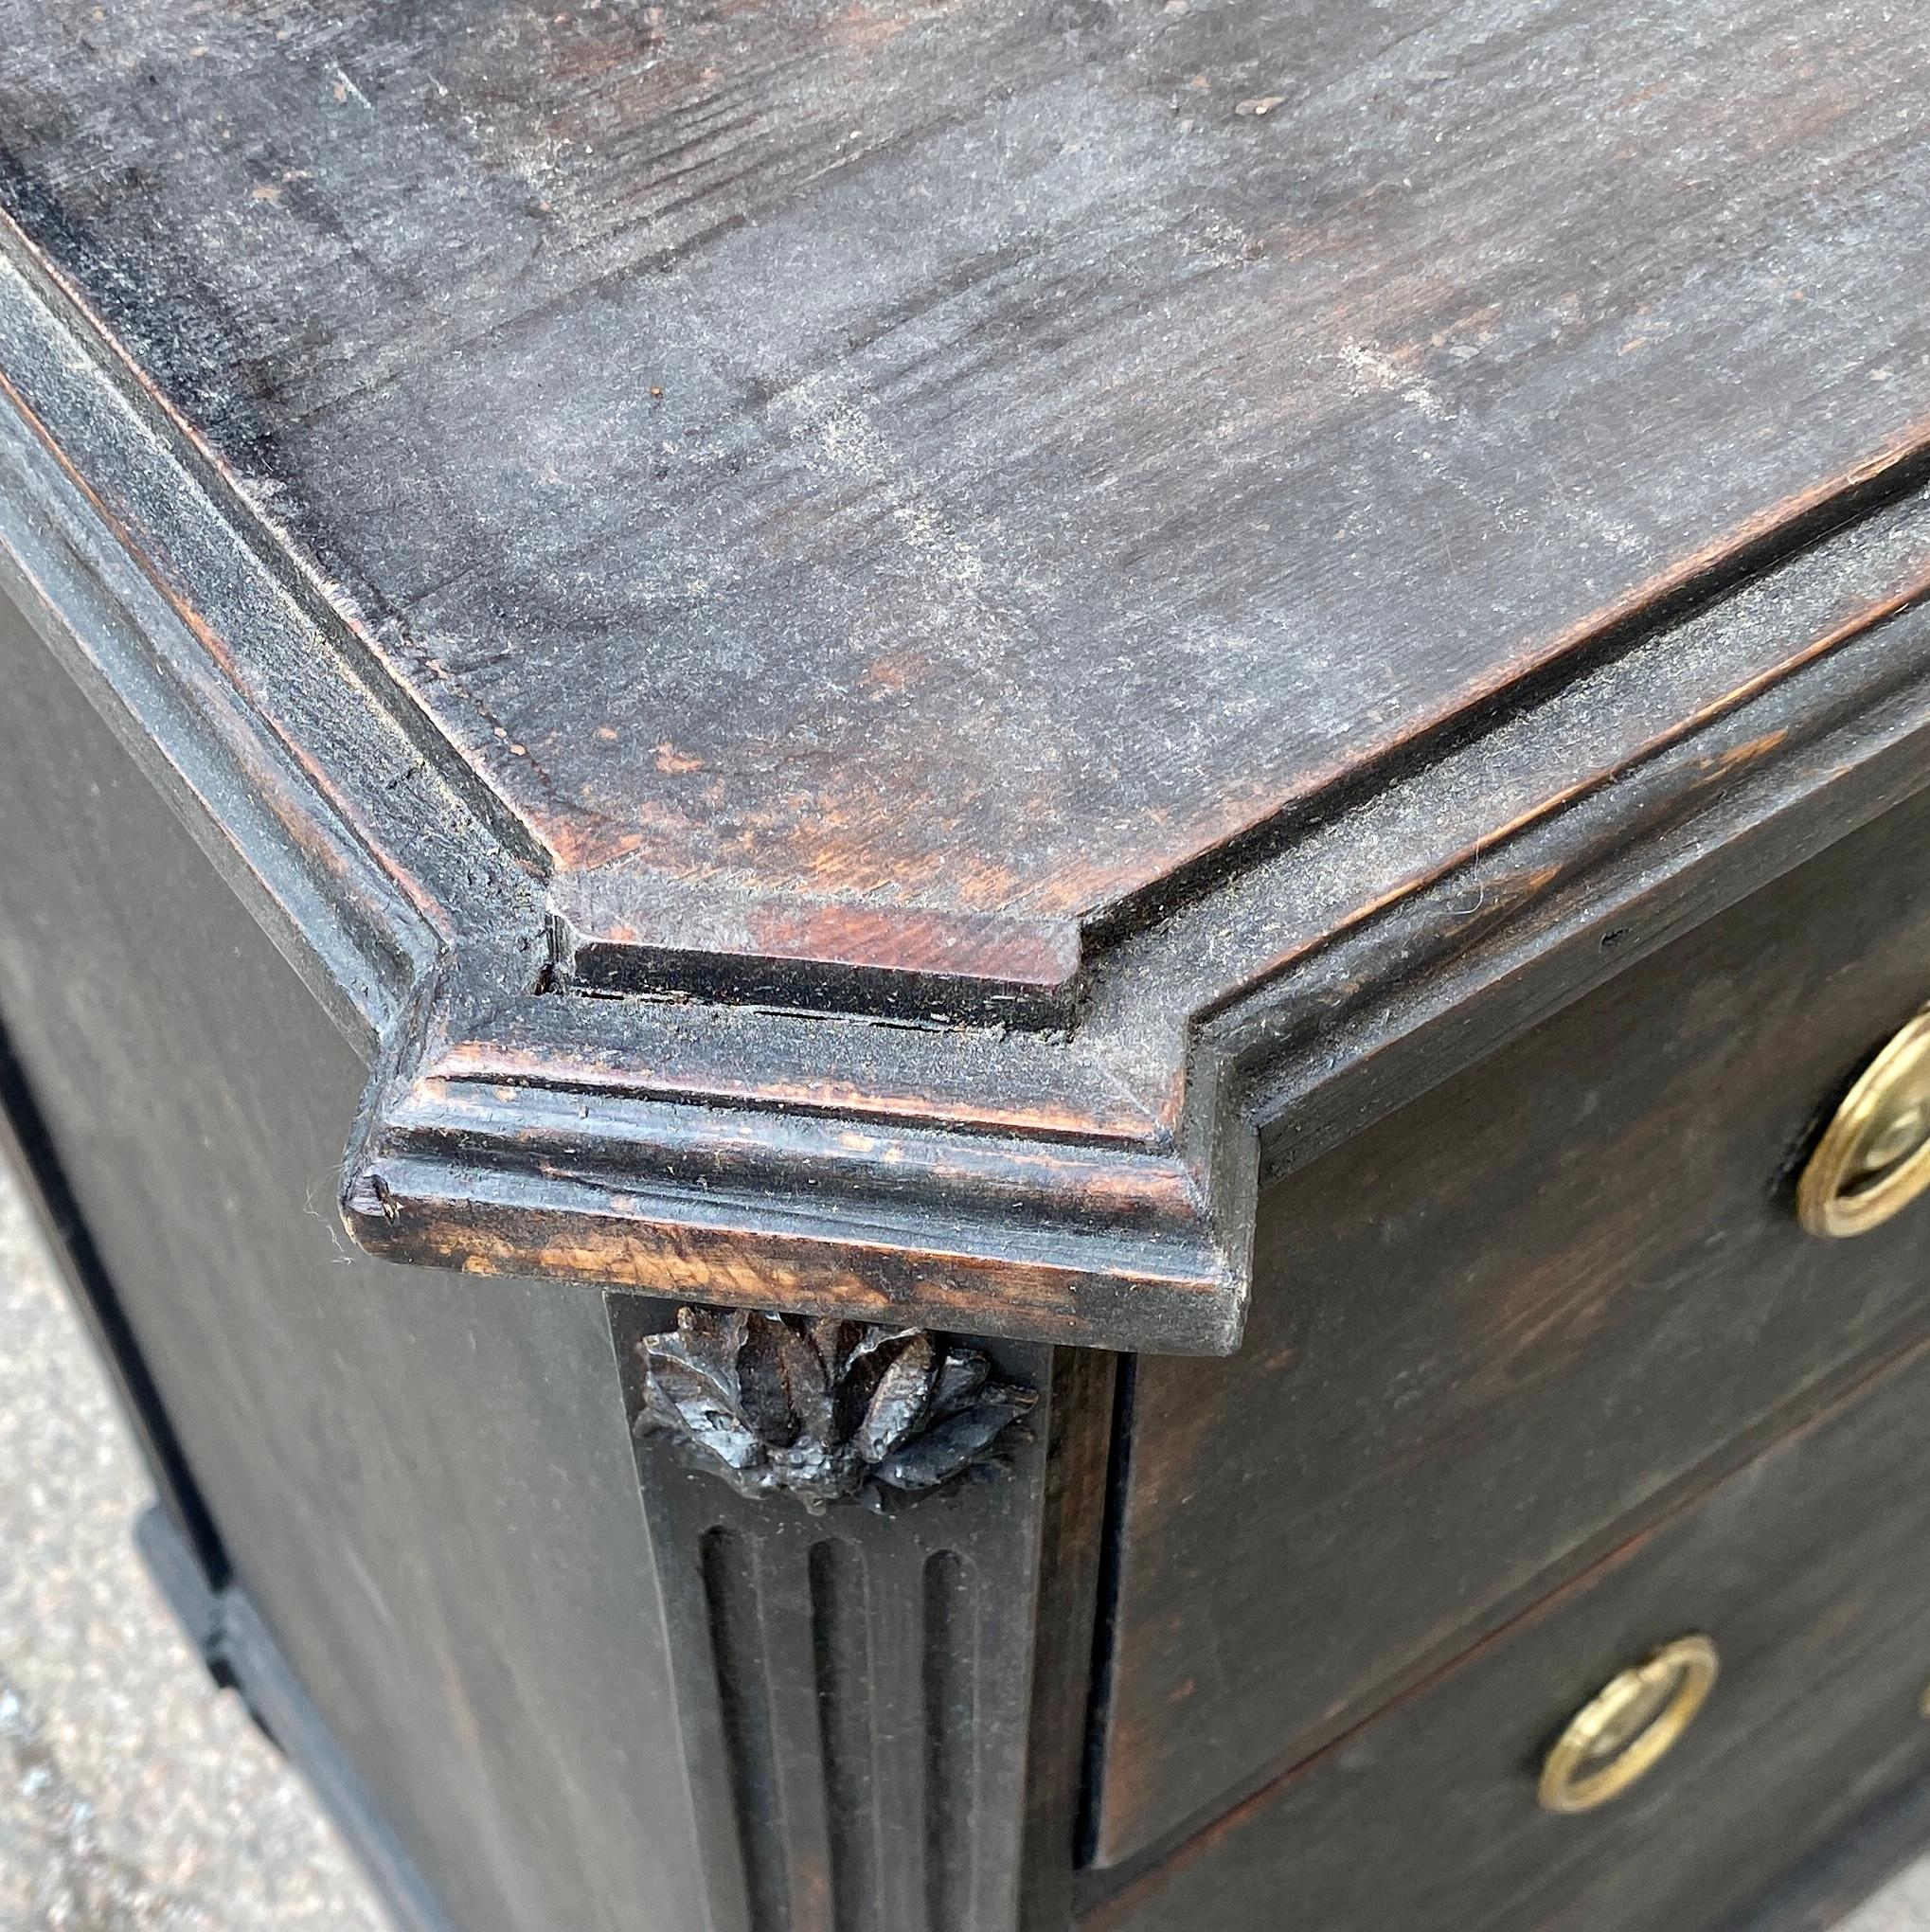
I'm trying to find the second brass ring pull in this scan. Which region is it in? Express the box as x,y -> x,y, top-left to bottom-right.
1797,1005 -> 1930,1238
1538,1634 -> 1719,1815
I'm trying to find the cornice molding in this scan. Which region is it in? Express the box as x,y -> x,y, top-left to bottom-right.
8,236 -> 1930,1354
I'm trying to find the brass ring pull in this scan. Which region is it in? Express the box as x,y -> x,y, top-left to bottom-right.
1797,1006 -> 1930,1238
1537,1635 -> 1719,1815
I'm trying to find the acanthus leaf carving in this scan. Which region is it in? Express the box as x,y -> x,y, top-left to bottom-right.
634,1306 -> 1037,1510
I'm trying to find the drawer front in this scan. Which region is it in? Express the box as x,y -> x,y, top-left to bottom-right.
1089,1333 -> 1930,1932
1096,780 -> 1930,1863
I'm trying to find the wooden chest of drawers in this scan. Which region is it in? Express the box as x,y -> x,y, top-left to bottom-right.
1097,783 -> 1930,1870
1100,1330 -> 1930,1932
4,3 -> 1930,1929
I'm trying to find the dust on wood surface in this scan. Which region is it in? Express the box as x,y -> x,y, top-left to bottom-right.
2,0 -> 1927,985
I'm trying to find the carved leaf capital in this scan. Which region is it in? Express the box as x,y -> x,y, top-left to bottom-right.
634,1307 -> 1037,1509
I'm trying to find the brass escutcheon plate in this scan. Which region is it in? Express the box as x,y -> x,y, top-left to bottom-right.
1538,1634 -> 1720,1815
1797,1006 -> 1930,1239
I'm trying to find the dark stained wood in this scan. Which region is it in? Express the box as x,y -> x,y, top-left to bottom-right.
10,6 -> 1930,1927
1085,1333 -> 1930,1932
2,0 -> 1929,998
610,1296 -> 1065,1932
0,1013 -> 226,1584
1093,776 -> 1930,1864
342,505 -> 1930,1349
1,560 -> 1113,1931
0,596 -> 711,1932
1021,1347 -> 1121,1932
1717,1768 -> 1930,1932
9,65 -> 1930,1343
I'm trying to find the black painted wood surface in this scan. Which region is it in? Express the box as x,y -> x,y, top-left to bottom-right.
4,0 -> 1930,1348
0,580 -> 1101,1932
1088,1333 -> 1930,1932
7,4 -> 1930,1926
611,1297 -> 1062,1932
14,546 -> 1930,1928
1095,778 -> 1930,1867
0,593 -> 710,1932
3,0 -> 1927,997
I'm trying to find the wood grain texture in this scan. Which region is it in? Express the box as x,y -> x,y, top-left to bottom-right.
1085,1333 -> 1930,1932
1092,777 -> 1930,1863
7,0 -> 1930,1345
0,597 -> 711,1932
0,572 -> 1115,1932
1715,1768 -> 1930,1932
3,0 -> 1930,994
16,12 -> 1930,1909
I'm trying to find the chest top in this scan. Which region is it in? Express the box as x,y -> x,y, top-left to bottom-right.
4,0 -> 1929,1351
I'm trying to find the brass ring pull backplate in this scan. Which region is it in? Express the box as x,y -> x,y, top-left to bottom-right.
1797,1006 -> 1930,1238
1538,1634 -> 1719,1815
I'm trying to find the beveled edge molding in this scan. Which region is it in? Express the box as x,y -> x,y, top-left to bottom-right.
9,227 -> 1930,1357
337,995 -> 1242,1353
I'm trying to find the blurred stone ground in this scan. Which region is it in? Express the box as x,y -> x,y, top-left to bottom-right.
3,1156 -> 1929,1932
0,1168 -> 385,1930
